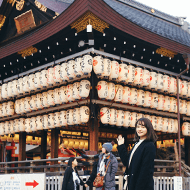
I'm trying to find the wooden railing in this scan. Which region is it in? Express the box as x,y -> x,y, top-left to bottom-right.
0,157 -> 179,177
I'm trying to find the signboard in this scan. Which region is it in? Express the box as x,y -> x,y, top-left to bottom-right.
173,176 -> 182,190
0,173 -> 45,190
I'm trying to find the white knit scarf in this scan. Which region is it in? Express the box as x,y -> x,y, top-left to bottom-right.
98,153 -> 110,176
72,170 -> 80,190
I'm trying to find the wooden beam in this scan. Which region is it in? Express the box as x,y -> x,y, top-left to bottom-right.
89,119 -> 99,152
18,132 -> 26,171
41,130 -> 47,160
185,137 -> 190,166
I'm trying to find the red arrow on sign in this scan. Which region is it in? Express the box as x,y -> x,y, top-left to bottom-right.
25,180 -> 39,188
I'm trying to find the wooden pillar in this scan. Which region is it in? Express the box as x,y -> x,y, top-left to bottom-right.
89,118 -> 99,152
41,130 -> 47,159
18,132 -> 26,171
51,128 -> 59,166
185,137 -> 190,166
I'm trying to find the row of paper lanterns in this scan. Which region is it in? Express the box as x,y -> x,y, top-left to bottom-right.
100,107 -> 179,134
182,122 -> 190,136
97,81 -> 190,115
62,139 -> 89,150
0,80 -> 90,117
0,106 -> 90,135
93,55 -> 190,97
0,54 -> 93,100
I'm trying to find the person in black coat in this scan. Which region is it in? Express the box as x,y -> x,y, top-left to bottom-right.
117,117 -> 158,190
62,157 -> 84,190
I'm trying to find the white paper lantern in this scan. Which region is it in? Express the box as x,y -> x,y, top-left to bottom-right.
54,65 -> 62,84
114,85 -> 123,102
42,115 -> 49,130
54,88 -> 61,105
1,83 -> 8,99
40,70 -> 48,88
23,76 -> 30,93
126,64 -> 135,84
150,116 -> 157,130
36,93 -> 43,110
157,94 -> 164,111
9,120 -> 14,134
169,77 -> 177,94
59,86 -> 68,104
102,58 -> 111,79
130,112 -> 138,128
156,117 -> 163,131
134,67 -> 143,86
67,60 -> 76,80
100,107 -> 110,125
137,113 -> 144,121
188,82 -> 190,98
93,55 -> 104,76
123,111 -> 131,128
0,104 -> 2,118
4,121 -> 10,134
150,93 -> 158,109
11,80 -> 18,97
182,122 -> 190,136
142,69 -> 150,87
30,95 -> 37,111
109,108 -> 117,126
177,79 -> 182,95
25,118 -> 31,133
34,72 -> 42,90
2,102 -> 7,117
73,108 -> 81,125
169,97 -> 177,113
54,112 -> 61,128
162,118 -> 169,132
47,90 -> 55,107
162,75 -> 170,92
144,114 -> 151,121
18,118 -> 25,132
28,74 -> 36,91
122,86 -> 130,104
79,80 -> 90,99
118,63 -> 128,82
42,92 -> 49,108
67,84 -> 74,102
36,116 -> 43,131
136,90 -> 145,106
67,109 -> 74,126
7,101 -> 14,116
80,106 -> 90,124
163,96 -> 170,111
143,91 -> 151,107
149,72 -> 157,89
156,73 -> 164,91
0,86 -> 1,102
47,67 -> 55,86
74,57 -> 83,77
97,81 -> 108,99
60,62 -> 68,81
81,54 -> 93,75
15,100 -> 20,115
20,98 -> 26,114
109,60 -> 119,80
168,119 -> 175,133
116,110 -> 124,127
174,120 -> 178,133
0,122 -> 5,135
181,80 -> 188,97
187,101 -> 190,116
48,113 -> 55,129
13,119 -> 19,133
60,110 -> 67,127
129,88 -> 137,105
180,100 -> 187,114
106,83 -> 115,101
7,81 -> 13,98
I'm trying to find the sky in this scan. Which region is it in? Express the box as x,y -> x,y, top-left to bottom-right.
136,0 -> 190,24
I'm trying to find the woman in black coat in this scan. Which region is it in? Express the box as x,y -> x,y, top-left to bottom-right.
62,157 -> 84,190
117,118 -> 158,190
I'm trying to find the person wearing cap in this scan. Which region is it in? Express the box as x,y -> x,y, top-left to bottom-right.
90,141 -> 118,190
62,157 -> 85,190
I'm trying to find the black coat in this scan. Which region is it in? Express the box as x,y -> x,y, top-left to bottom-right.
62,166 -> 84,190
117,141 -> 156,190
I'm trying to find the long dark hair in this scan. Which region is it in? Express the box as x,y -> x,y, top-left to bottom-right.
134,117 -> 158,143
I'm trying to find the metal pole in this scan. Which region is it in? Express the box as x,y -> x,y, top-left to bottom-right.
176,54 -> 190,176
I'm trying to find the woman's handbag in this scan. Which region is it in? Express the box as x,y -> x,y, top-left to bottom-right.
93,160 -> 111,187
